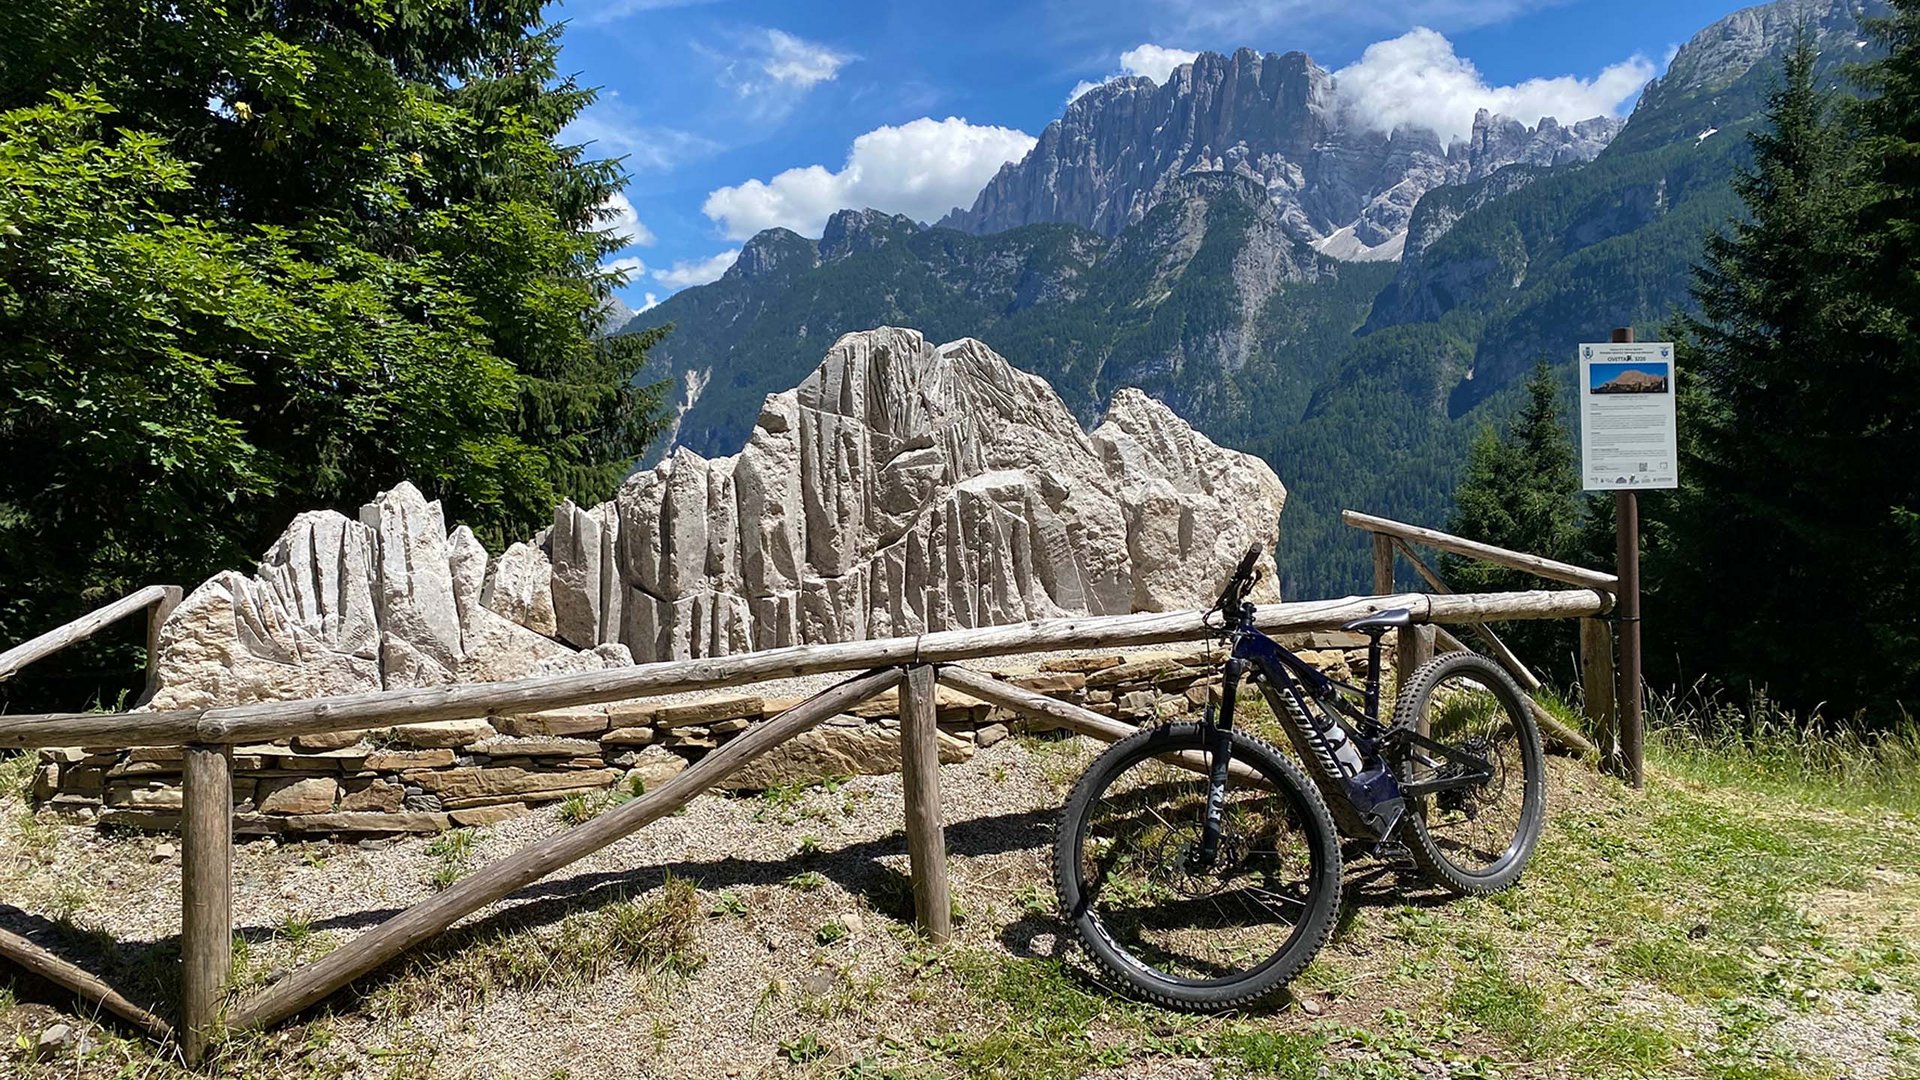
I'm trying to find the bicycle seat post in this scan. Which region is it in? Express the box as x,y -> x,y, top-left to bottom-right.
1363,627 -> 1387,719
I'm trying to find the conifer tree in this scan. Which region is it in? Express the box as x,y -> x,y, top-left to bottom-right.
1443,361 -> 1584,671
1656,33 -> 1912,719
1840,0 -> 1920,716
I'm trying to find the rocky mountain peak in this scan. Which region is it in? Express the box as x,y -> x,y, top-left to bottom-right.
939,46 -> 1623,261
819,208 -> 923,260
733,227 -> 819,282
1642,0 -> 1884,110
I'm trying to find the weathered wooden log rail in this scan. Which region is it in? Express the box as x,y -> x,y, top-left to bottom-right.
1345,509 -> 1616,761
0,585 -> 183,703
1,580 -> 1611,1065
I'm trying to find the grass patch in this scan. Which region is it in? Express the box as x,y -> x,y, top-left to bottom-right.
424,827 -> 477,889
753,775 -> 850,824
1647,683 -> 1920,814
372,875 -> 704,1013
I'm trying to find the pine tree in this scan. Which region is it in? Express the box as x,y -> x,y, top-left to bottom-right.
1841,0 -> 1920,716
1442,361 -> 1585,673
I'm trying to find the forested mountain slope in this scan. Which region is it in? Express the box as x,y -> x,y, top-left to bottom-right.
621,0 -> 1886,597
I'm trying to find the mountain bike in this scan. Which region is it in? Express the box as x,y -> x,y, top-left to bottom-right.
1053,545 -> 1546,1010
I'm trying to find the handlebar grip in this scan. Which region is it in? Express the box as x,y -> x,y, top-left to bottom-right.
1233,543 -> 1262,582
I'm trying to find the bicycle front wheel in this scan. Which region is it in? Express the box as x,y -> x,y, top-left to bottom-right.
1053,723 -> 1343,1011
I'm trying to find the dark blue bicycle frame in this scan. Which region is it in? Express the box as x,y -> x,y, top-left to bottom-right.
1193,606 -> 1496,858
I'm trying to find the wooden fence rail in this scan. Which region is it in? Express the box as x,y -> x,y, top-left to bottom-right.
0,585 -> 182,699
1342,510 -> 1619,593
0,588 -> 1609,751
1345,510 -> 1614,760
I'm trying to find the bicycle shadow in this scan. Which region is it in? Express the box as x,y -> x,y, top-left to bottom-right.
998,855 -> 1457,1016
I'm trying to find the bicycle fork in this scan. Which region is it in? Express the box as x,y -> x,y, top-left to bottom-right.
1191,657 -> 1246,871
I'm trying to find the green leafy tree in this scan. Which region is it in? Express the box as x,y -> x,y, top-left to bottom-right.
0,3 -> 665,709
1440,361 -> 1586,673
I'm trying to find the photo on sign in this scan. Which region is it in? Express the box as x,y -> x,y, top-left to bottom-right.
1588,361 -> 1670,395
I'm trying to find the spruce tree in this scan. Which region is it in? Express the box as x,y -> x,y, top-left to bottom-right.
1842,0 -> 1920,717
1443,361 -> 1584,672
1656,34 -> 1906,719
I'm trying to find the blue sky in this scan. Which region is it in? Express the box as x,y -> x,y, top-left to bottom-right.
554,0 -> 1749,310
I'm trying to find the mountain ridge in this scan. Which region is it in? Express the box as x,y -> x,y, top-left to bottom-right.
936,46 -> 1623,260
619,0 -> 1884,596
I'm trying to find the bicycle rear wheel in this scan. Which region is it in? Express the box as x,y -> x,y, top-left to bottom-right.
1053,723 -> 1342,1011
1390,652 -> 1546,895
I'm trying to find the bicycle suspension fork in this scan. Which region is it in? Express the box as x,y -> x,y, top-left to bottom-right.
1192,656 -> 1246,870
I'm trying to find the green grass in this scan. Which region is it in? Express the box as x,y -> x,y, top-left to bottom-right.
1645,683 -> 1920,814
424,826 -> 478,889
899,733 -> 1920,1080
365,875 -> 705,1016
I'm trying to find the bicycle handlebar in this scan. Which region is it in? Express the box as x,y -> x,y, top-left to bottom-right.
1210,543 -> 1266,626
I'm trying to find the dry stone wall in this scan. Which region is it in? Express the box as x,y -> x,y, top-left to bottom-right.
32,637 -> 1376,836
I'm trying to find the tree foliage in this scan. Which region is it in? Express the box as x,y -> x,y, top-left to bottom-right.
1653,25 -> 1920,722
1439,362 -> 1586,673
0,2 -> 664,708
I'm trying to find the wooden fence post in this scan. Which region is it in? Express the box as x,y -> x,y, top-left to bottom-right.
1395,624 -> 1435,693
1609,325 -> 1647,789
898,664 -> 952,944
179,744 -> 232,1065
1372,533 -> 1422,694
1581,618 -> 1619,767
1371,533 -> 1395,597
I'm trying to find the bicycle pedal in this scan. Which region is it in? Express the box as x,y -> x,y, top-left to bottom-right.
1372,842 -> 1418,871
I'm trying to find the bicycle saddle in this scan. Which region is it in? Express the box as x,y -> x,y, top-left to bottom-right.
1341,608 -> 1413,634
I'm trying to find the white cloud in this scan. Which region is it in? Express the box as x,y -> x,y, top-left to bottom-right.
760,29 -> 851,90
714,28 -> 854,121
1066,79 -> 1105,103
1335,28 -> 1654,142
652,249 -> 741,289
701,117 -> 1037,240
604,255 -> 647,280
562,0 -> 717,28
1068,42 -> 1199,102
597,191 -> 656,248
1119,44 -> 1201,83
561,99 -> 720,172
638,292 -> 661,313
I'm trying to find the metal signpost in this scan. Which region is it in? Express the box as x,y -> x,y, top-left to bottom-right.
1578,328 -> 1678,787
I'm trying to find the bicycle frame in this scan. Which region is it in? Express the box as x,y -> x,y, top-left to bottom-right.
1196,606 -> 1498,854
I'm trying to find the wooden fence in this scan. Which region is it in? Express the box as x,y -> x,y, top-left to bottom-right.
1343,511 -> 1625,765
0,516 -> 1617,1065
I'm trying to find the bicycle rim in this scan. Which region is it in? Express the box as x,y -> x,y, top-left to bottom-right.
1068,731 -> 1327,989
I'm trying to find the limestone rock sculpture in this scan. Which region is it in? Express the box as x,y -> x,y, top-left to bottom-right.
148,327 -> 1284,707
